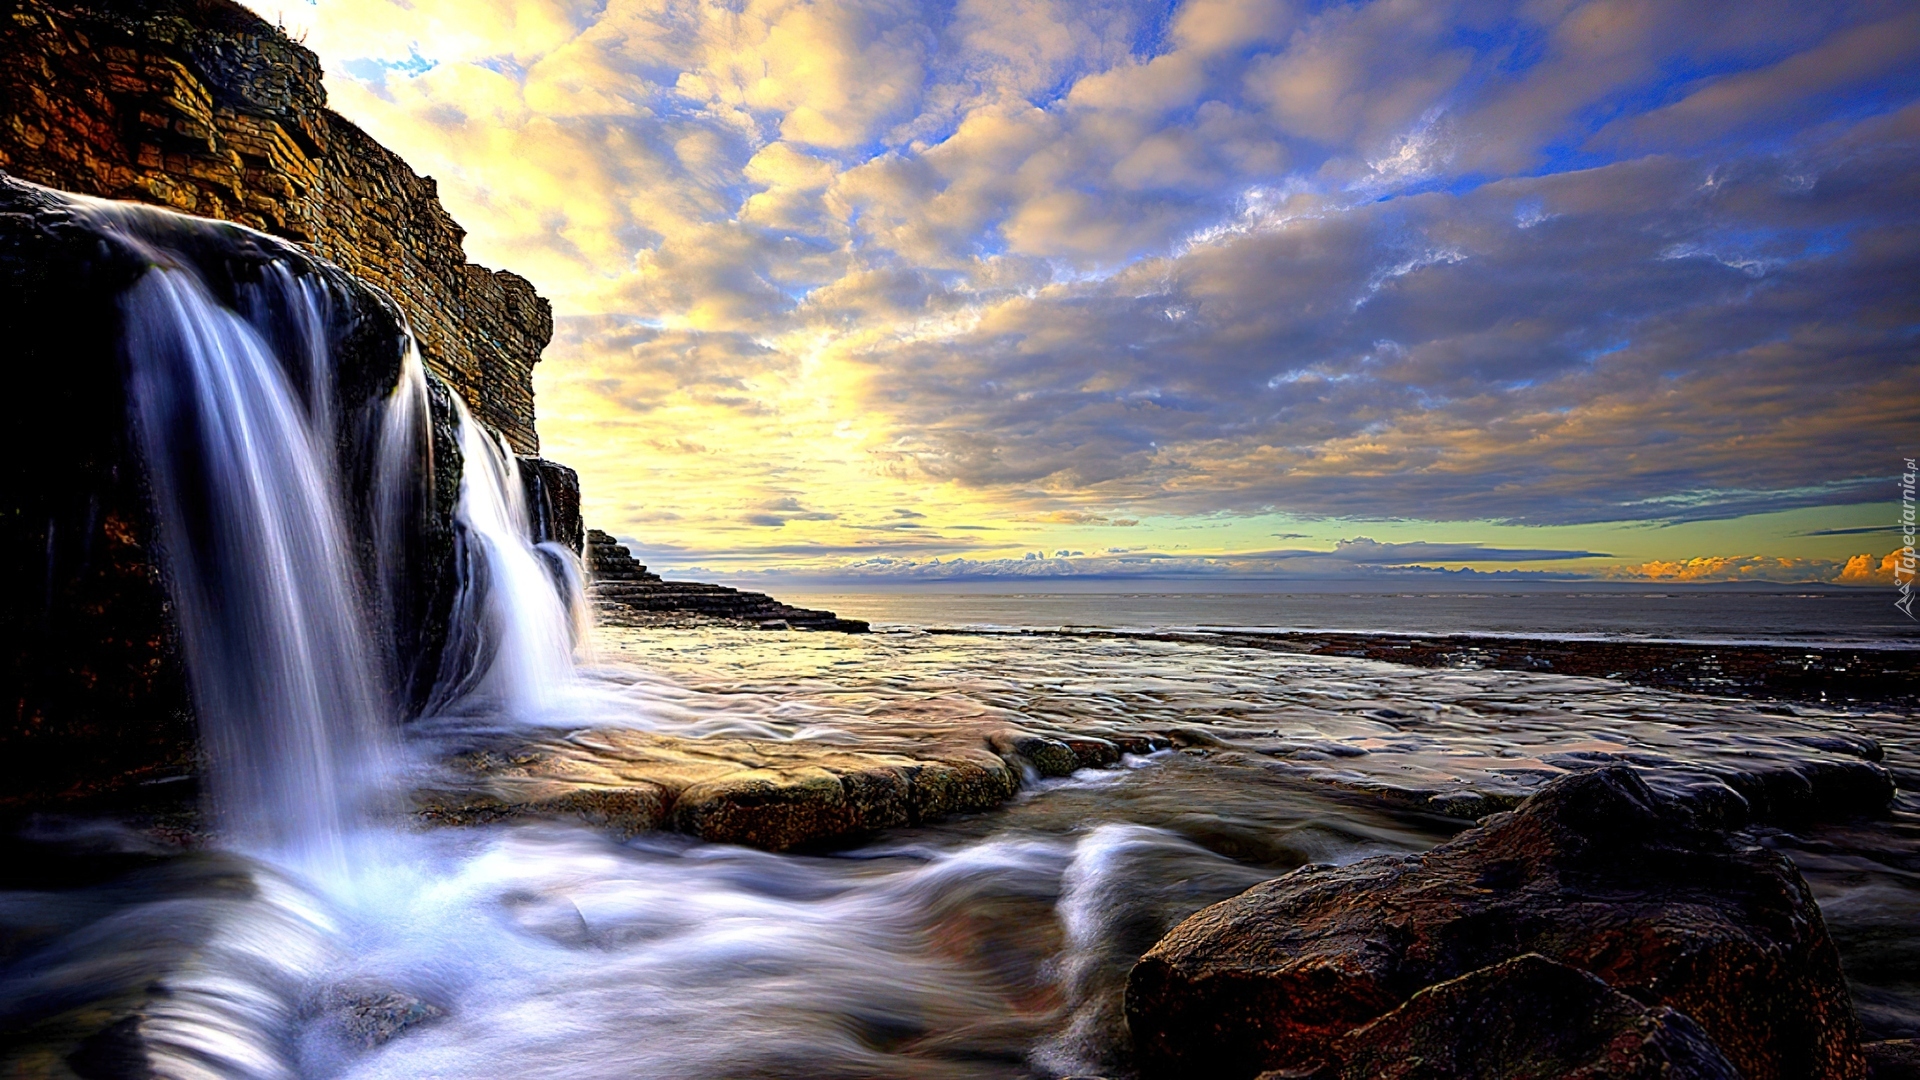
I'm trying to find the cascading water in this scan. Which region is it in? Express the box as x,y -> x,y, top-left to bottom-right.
428,399 -> 583,719
92,200 -> 584,879
119,260 -> 392,880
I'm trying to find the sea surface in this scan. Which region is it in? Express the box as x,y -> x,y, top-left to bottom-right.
772,586 -> 1919,647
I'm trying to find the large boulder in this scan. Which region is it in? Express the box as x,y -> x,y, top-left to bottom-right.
1127,765 -> 1866,1080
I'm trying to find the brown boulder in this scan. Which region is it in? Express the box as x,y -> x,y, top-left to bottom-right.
988,730 -> 1080,778
1126,766 -> 1865,1080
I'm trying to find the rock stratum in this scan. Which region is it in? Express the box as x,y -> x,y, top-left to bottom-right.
587,530 -> 869,633
0,0 -> 547,454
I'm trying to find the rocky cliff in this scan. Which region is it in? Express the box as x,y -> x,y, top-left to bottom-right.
0,0 -> 547,454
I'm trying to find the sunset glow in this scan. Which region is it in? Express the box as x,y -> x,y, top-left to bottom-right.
246,0 -> 1919,584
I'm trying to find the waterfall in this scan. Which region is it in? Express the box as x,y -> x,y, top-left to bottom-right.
88,201 -> 582,880
428,401 -> 582,719
120,262 -> 390,879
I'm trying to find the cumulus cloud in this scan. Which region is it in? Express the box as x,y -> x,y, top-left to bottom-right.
241,0 -> 1920,566
1606,548 -> 1913,585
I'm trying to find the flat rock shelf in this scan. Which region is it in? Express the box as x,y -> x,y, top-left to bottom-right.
405,623 -> 1904,852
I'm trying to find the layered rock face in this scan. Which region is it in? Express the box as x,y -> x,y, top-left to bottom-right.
1126,766 -> 1868,1080
0,0 -> 547,454
586,530 -> 869,632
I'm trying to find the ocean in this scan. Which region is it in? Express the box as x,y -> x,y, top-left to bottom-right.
774,585 -> 1919,646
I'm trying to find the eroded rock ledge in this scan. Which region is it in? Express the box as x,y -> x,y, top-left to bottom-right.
412,723 -> 1162,852
586,529 -> 869,633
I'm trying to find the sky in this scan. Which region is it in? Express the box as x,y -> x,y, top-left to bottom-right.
244,0 -> 1920,586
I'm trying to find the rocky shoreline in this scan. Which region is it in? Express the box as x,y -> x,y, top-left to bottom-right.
927,625 -> 1920,707
585,529 -> 869,633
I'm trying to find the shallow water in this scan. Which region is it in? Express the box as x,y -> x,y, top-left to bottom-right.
0,762 -> 1446,1080
572,624 -> 1905,816
3,623 -> 1915,1077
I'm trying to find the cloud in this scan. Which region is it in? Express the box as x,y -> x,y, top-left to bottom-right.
1800,526 -> 1898,537
240,0 -> 1920,569
856,128 -> 1920,525
1605,548 -> 1912,585
1028,509 -> 1140,525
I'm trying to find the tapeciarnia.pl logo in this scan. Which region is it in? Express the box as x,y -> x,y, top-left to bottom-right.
1899,457 -> 1916,620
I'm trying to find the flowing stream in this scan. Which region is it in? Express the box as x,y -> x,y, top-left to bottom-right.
0,217 -> 1913,1079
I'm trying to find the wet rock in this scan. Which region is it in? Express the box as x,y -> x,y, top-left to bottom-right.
669,765 -> 898,850
1126,766 -> 1866,1080
1108,733 -> 1172,756
1269,953 -> 1740,1080
519,458 -> 582,553
417,776 -> 671,838
988,731 -> 1080,778
904,753 -> 1022,820
67,1014 -> 154,1080
311,983 -> 447,1050
1062,736 -> 1122,770
420,729 -> 1020,852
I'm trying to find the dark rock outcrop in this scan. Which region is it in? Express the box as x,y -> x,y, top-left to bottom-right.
0,174 -> 462,805
586,529 -> 868,633
1270,953 -> 1742,1080
1869,1040 -> 1920,1079
520,458 -> 582,554
1126,766 -> 1867,1080
0,0 -> 549,453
